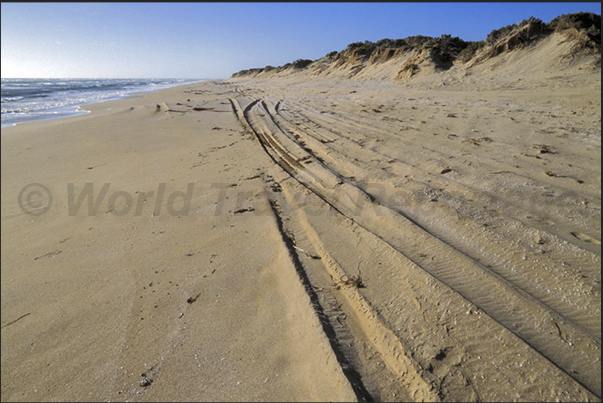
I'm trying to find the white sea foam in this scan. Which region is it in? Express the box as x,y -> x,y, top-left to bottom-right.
1,78 -> 203,128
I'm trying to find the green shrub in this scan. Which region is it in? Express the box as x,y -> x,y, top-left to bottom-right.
345,40 -> 378,57
404,35 -> 434,49
292,59 -> 313,68
486,23 -> 518,45
519,16 -> 543,27
457,41 -> 485,62
346,41 -> 365,50
547,12 -> 601,46
547,12 -> 600,32
375,38 -> 407,48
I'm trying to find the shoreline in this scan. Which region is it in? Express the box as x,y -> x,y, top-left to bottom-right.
0,78 -> 208,129
1,70 -> 600,401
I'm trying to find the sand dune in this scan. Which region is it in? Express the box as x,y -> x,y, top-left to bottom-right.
1,23 -> 601,402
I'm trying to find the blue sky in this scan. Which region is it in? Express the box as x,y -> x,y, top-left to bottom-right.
1,2 -> 600,79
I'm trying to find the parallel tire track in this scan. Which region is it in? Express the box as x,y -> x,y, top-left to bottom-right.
229,96 -> 601,398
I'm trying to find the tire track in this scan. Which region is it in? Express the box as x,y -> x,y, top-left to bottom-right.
230,95 -> 601,398
265,196 -> 374,402
261,97 -> 601,338
287,100 -> 601,251
271,173 -> 592,402
271,181 -> 440,402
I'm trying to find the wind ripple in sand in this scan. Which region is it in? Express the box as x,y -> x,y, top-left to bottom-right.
230,92 -> 600,401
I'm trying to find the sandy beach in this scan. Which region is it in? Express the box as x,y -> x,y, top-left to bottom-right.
1,29 -> 600,402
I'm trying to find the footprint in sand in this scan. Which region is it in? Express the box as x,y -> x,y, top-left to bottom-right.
570,231 -> 601,244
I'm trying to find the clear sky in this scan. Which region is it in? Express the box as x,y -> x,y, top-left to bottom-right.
1,2 -> 600,79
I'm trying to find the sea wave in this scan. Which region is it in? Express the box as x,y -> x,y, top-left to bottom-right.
1,78 -> 202,128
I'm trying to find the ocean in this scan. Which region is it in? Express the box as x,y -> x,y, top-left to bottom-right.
1,78 -> 203,128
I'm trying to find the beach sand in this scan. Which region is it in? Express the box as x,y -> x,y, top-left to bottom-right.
1,42 -> 600,401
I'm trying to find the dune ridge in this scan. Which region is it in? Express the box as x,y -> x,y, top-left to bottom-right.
232,13 -> 600,86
